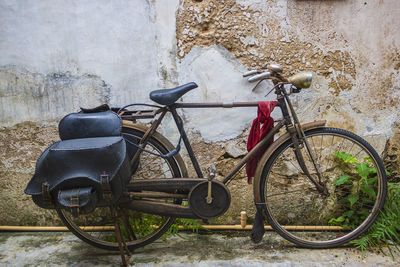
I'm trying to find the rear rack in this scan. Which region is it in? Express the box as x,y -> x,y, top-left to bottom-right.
119,109 -> 157,121
114,103 -> 164,122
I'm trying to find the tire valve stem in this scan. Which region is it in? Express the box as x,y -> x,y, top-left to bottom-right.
206,164 -> 216,204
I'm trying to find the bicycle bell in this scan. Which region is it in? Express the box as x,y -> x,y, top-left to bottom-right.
267,63 -> 283,73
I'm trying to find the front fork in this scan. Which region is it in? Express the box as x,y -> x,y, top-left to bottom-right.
282,91 -> 328,195
292,134 -> 328,195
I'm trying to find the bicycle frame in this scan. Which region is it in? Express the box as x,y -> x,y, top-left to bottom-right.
124,84 -> 323,188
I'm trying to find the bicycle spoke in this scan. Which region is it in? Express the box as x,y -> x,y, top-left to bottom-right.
266,188 -> 311,198
353,148 -> 364,159
318,134 -> 324,164
347,141 -> 356,155
287,158 -> 303,174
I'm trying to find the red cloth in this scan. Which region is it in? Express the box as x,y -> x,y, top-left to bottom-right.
246,101 -> 277,183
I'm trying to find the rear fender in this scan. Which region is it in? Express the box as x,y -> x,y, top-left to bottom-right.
122,120 -> 188,177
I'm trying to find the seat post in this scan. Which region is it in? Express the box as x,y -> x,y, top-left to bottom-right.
170,106 -> 203,178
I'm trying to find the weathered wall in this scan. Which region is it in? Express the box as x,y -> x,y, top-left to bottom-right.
0,0 -> 180,225
0,0 -> 399,225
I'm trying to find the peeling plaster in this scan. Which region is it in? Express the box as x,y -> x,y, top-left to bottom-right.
176,0 -> 399,144
177,45 -> 278,142
0,65 -> 110,126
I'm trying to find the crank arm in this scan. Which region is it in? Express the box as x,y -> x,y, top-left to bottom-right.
206,164 -> 216,204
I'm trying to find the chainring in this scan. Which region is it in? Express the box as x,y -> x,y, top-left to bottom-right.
188,181 -> 231,219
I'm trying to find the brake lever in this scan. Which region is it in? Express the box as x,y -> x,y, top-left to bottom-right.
251,80 -> 263,92
243,70 -> 259,77
248,72 -> 271,83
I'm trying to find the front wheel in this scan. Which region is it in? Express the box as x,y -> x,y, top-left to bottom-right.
259,127 -> 387,248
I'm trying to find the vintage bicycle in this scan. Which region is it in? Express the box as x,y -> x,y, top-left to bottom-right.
25,63 -> 387,264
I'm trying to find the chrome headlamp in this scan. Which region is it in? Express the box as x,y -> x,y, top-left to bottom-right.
288,72 -> 313,88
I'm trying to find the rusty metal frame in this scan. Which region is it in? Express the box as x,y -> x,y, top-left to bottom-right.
128,107 -> 168,167
123,78 -> 329,195
125,98 -> 290,185
174,102 -> 260,108
120,84 -> 328,221
222,121 -> 285,183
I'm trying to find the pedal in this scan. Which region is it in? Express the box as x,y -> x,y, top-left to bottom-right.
208,164 -> 216,180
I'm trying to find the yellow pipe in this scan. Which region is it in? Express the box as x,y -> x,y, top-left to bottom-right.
0,226 -> 114,231
0,225 -> 343,232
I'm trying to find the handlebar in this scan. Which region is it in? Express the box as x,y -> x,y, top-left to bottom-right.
242,70 -> 259,77
243,63 -> 313,90
247,72 -> 271,83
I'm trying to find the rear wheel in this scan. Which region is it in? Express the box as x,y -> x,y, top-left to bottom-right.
57,126 -> 185,251
259,127 -> 387,248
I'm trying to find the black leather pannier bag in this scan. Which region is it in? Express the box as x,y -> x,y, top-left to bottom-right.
25,136 -> 131,213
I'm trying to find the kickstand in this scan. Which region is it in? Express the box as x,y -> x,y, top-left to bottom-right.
111,206 -> 133,266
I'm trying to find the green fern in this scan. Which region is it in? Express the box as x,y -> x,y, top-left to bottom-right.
332,152 -> 400,258
164,218 -> 208,240
351,182 -> 400,258
330,153 -> 379,229
162,201 -> 209,240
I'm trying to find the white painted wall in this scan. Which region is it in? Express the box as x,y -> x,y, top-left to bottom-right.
0,0 -> 178,125
0,0 -> 399,147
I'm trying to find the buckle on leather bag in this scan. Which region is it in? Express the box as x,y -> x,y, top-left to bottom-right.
100,172 -> 113,202
70,188 -> 81,217
41,182 -> 51,201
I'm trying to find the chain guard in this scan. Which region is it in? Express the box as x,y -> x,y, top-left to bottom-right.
188,181 -> 231,219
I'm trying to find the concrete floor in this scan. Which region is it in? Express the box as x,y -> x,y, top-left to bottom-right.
0,231 -> 399,266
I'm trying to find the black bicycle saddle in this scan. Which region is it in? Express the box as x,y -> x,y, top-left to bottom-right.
150,82 -> 198,105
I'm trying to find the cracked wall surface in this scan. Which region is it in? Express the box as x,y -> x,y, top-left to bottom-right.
0,0 -> 180,225
176,0 -> 399,142
0,0 -> 399,225
0,66 -> 110,125
0,122 -> 61,225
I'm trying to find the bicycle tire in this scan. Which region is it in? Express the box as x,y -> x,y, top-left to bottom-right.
57,125 -> 186,251
259,127 -> 387,248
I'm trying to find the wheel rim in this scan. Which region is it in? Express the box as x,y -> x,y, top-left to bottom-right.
58,129 -> 182,250
59,207 -> 172,249
261,129 -> 386,246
